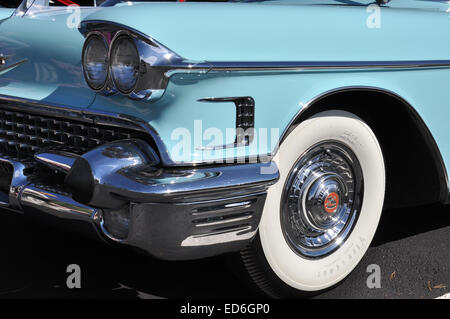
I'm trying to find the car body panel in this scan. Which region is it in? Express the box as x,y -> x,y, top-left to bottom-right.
2,1 -> 450,170
82,2 -> 450,61
0,8 -> 14,20
90,65 -> 450,169
81,2 -> 450,170
0,8 -> 98,108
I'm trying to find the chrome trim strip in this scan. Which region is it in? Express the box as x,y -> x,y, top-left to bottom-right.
194,214 -> 253,228
150,60 -> 450,76
191,203 -> 253,216
34,151 -> 78,174
225,201 -> 253,208
185,192 -> 265,206
207,60 -> 450,72
0,59 -> 28,76
20,184 -> 98,223
181,226 -> 256,247
80,21 -> 450,77
168,59 -> 450,77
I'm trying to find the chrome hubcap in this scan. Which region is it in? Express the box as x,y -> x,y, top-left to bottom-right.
281,142 -> 363,258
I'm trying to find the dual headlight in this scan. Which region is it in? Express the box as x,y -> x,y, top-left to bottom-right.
110,35 -> 140,94
81,25 -> 210,101
83,34 -> 109,90
82,32 -> 143,97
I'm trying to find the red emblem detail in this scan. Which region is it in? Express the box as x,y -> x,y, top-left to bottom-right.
324,192 -> 339,213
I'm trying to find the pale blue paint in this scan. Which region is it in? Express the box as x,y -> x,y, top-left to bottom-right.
85,1 -> 450,169
91,67 -> 450,167
0,8 -> 14,20
1,1 -> 450,173
0,8 -> 99,108
83,1 -> 450,61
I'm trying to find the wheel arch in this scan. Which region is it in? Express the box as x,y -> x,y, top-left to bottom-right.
279,86 -> 449,208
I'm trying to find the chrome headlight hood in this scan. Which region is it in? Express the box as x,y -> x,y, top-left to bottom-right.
79,20 -> 211,102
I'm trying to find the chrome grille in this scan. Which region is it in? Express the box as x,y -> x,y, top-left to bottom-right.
0,109 -> 141,160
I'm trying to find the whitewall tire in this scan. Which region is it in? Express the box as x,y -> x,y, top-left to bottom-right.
241,110 -> 385,297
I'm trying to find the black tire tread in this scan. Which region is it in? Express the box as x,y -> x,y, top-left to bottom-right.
238,235 -> 314,298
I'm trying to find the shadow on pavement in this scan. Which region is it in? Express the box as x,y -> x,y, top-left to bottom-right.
372,203 -> 449,246
0,202 -> 448,299
0,211 -> 258,299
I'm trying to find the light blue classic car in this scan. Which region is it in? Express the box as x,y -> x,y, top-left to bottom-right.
0,0 -> 449,297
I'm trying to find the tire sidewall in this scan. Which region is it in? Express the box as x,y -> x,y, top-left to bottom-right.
259,110 -> 385,292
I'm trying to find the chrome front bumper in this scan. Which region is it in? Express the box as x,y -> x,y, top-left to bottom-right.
1,139 -> 279,260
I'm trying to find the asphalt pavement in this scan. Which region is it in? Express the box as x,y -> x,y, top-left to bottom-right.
0,203 -> 448,299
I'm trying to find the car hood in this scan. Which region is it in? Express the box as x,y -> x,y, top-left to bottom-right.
255,0 -> 450,11
0,8 -> 99,108
84,1 -> 450,62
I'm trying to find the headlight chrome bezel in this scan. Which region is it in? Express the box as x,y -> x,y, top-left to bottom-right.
109,32 -> 141,95
81,23 -> 205,102
82,32 -> 110,92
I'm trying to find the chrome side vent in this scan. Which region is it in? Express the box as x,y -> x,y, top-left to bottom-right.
192,211 -> 253,228
198,96 -> 255,146
235,97 -> 255,145
192,199 -> 256,216
190,198 -> 259,236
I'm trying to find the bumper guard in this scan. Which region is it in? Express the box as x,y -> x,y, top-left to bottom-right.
1,139 -> 279,260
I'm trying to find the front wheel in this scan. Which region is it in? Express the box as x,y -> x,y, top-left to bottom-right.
241,110 -> 385,298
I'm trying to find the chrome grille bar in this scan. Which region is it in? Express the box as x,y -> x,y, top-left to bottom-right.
0,108 -> 141,160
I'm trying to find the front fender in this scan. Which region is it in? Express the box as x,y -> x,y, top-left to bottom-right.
0,8 -> 98,108
0,8 -> 14,21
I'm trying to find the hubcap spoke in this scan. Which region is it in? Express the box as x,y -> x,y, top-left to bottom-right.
281,142 -> 363,258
